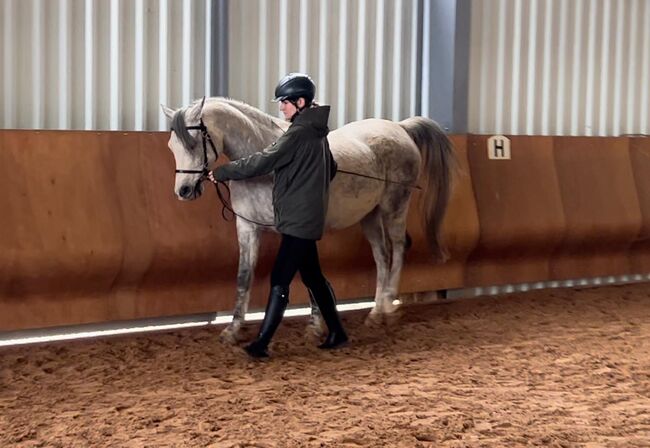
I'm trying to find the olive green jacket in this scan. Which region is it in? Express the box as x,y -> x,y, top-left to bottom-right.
214,105 -> 337,240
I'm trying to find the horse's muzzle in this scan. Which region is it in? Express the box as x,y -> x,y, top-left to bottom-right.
178,181 -> 204,201
179,184 -> 193,199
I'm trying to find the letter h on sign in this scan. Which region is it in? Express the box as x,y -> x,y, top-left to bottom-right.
487,135 -> 511,160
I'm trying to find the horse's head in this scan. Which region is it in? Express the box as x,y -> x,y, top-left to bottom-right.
161,99 -> 223,201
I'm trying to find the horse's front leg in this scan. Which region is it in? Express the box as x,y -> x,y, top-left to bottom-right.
219,219 -> 260,344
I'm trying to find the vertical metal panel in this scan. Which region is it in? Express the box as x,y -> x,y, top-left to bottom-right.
420,0 -> 429,119
598,0 -> 612,136
279,0 -> 288,81
639,1 -> 650,134
337,0 -> 347,126
422,0 -> 469,132
84,0 -> 95,130
391,0 -> 402,121
468,0 -> 650,136
584,0 -> 597,136
452,0 -> 471,133
510,0 -> 522,134
229,0 -> 420,130
33,0 -> 44,129
540,0 -> 552,135
158,0 -> 169,131
317,0 -> 328,106
299,0 -> 308,73
408,0 -> 420,117
476,0 -> 490,133
612,0 -> 625,137
258,0 -> 268,109
373,0 -> 386,119
2,0 -> 16,128
134,0 -> 145,131
204,0 -> 212,97
355,0 -> 366,121
525,0 -> 538,135
569,0 -> 583,136
493,0 -> 506,134
109,0 -> 120,130
211,0 -> 229,98
58,0 -> 70,129
625,0 -> 640,134
0,0 -> 213,130
181,0 -> 192,107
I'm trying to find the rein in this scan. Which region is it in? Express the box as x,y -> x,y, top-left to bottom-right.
213,181 -> 276,227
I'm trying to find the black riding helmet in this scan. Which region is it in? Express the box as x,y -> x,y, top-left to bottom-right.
273,73 -> 316,104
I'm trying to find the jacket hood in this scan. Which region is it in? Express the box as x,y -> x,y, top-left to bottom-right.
293,105 -> 330,137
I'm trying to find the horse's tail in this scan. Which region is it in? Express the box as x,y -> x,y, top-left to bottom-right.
399,117 -> 456,262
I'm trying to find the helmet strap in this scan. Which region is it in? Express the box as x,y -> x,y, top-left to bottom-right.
289,98 -> 308,122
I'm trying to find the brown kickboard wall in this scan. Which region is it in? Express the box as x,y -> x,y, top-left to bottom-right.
0,130 -> 648,331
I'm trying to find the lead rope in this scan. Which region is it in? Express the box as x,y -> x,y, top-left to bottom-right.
213,180 -> 276,227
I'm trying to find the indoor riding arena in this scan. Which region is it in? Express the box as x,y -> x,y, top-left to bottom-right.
1,1 -> 649,447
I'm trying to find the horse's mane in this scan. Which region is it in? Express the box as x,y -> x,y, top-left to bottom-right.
172,97 -> 285,151
218,98 -> 287,133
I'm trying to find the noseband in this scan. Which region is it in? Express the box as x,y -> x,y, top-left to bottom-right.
174,118 -> 218,178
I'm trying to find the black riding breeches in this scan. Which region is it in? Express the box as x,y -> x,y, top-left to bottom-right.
270,234 -> 329,295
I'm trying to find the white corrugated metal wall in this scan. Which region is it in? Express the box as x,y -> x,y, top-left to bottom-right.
468,0 -> 650,136
0,0 -> 213,131
2,1 -> 648,135
228,0 -> 422,130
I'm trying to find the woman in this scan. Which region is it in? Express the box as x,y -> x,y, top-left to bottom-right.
208,73 -> 348,358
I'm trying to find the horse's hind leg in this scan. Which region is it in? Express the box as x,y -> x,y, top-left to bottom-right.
219,220 -> 260,345
379,188 -> 412,317
360,207 -> 391,325
382,213 -> 408,316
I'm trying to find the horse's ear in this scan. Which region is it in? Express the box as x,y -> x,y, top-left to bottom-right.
194,96 -> 207,121
189,97 -> 207,122
161,104 -> 175,121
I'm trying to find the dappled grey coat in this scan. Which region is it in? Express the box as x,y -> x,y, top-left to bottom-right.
214,105 -> 337,240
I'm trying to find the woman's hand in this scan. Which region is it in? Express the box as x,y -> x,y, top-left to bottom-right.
207,170 -> 218,184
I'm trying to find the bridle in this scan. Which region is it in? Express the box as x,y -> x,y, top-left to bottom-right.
173,116 -> 275,227
173,118 -> 218,178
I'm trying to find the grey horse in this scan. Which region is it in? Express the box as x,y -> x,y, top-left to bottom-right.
162,98 -> 454,343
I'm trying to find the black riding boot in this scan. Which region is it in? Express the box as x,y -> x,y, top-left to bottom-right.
309,281 -> 348,349
245,285 -> 289,358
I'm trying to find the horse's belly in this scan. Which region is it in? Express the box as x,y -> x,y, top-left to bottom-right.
325,177 -> 382,230
324,132 -> 387,230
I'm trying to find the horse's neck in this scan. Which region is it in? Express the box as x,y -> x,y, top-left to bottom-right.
210,100 -> 284,161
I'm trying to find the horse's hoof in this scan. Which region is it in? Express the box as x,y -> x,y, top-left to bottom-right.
384,308 -> 404,327
305,321 -> 325,340
219,327 -> 239,345
364,311 -> 384,328
383,299 -> 402,315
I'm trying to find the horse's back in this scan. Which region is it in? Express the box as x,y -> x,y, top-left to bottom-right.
324,118 -> 421,230
331,118 -> 420,165
334,118 -> 413,142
